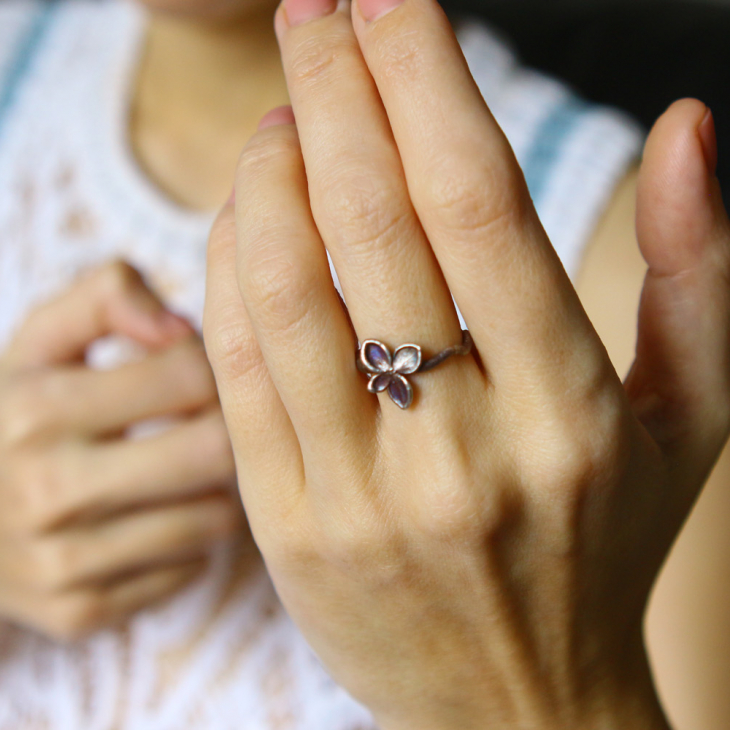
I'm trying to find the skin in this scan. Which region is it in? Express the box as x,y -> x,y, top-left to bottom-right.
3,0 -> 728,726
580,162 -> 730,729
130,0 -> 291,209
132,0 -> 730,725
193,1 -> 729,730
0,262 -> 245,639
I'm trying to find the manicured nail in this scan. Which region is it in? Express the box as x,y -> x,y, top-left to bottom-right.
356,0 -> 404,22
698,107 -> 718,177
258,105 -> 296,130
285,0 -> 338,26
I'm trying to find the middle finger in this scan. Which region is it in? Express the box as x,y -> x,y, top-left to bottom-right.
274,0 -> 482,407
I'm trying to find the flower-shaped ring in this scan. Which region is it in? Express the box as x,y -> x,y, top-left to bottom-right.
357,331 -> 473,410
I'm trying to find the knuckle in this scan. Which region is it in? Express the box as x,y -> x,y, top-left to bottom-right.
99,259 -> 144,295
31,536 -> 83,593
204,322 -> 265,382
524,423 -> 620,559
320,175 -> 410,255
13,452 -> 78,534
558,371 -> 625,489
0,377 -> 56,446
420,158 -> 524,237
378,35 -> 425,84
318,511 -> 405,585
242,247 -> 316,335
401,433 -> 507,544
47,592 -> 106,641
527,393 -> 625,502
257,512 -> 318,573
287,36 -> 349,89
543,431 -> 609,495
236,132 -> 300,182
410,477 -> 494,545
321,530 -> 379,575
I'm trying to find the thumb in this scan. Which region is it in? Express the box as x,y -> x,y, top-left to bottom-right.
627,98 -> 730,477
4,260 -> 193,370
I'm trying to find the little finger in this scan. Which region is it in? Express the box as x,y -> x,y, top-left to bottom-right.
234,114 -> 376,468
0,558 -> 207,641
204,195 -> 305,517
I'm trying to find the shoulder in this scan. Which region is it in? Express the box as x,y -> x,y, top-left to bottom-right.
0,1 -> 139,138
0,1 -> 50,100
0,1 -> 47,52
0,0 -> 147,346
453,14 -> 647,280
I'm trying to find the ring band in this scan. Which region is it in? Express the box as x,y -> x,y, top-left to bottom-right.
356,330 -> 473,410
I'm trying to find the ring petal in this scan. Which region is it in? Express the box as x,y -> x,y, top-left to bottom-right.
388,374 -> 413,410
362,340 -> 393,373
368,373 -> 393,393
393,344 -> 422,375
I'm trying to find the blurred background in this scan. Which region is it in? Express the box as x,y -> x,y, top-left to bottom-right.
447,0 -> 730,199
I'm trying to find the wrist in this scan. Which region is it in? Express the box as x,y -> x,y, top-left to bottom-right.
377,642 -> 671,730
380,699 -> 670,730
576,649 -> 672,730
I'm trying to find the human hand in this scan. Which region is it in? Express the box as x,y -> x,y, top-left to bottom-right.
0,261 -> 242,640
203,0 -> 730,727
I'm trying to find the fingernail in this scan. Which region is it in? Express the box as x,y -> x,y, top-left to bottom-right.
226,187 -> 236,205
356,0 -> 404,23
285,0 -> 338,26
699,107 -> 718,177
258,105 -> 296,130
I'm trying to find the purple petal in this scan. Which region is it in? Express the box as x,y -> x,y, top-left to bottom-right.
388,374 -> 413,410
393,345 -> 422,375
368,373 -> 392,394
361,341 -> 392,373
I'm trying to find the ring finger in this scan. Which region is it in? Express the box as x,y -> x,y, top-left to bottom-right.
270,0 -> 483,411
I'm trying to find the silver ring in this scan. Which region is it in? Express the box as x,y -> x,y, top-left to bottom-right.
356,330 -> 473,410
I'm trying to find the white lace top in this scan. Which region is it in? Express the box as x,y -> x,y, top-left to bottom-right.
0,1 -> 645,727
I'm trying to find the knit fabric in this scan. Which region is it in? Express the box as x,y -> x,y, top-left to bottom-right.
0,1 -> 645,728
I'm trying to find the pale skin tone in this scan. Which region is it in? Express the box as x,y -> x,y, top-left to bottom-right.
130,0 -> 292,209
0,262 -> 245,639
1,0 -> 728,726
200,0 -> 730,715
582,165 -> 730,730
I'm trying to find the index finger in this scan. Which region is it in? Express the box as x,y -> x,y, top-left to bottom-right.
4,261 -> 191,371
350,0 -> 607,390
26,336 -> 218,437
